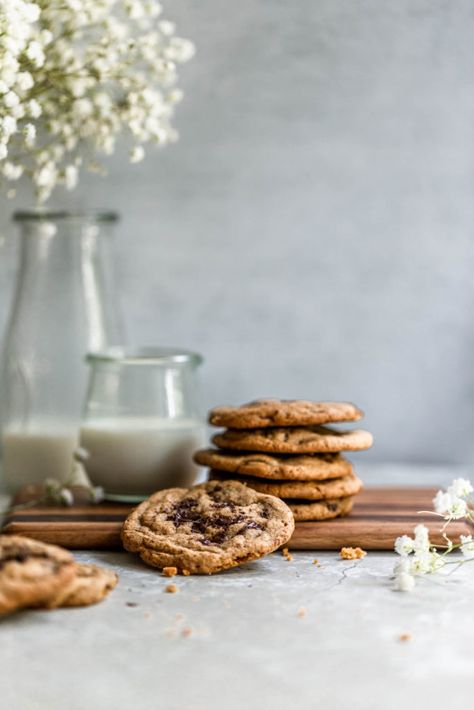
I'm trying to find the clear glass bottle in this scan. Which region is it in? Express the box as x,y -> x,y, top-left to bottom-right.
0,210 -> 123,493
80,347 -> 204,502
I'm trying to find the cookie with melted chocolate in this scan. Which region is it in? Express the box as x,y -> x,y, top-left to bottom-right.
121,480 -> 295,575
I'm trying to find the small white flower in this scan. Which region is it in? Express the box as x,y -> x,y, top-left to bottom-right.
166,37 -> 195,63
433,490 -> 467,519
460,534 -> 474,559
1,115 -> 17,136
94,92 -> 113,112
27,99 -> 42,118
40,29 -> 53,46
3,91 -> 20,108
2,162 -> 23,180
59,488 -> 74,507
35,161 -> 57,188
448,478 -> 473,499
26,40 -> 45,68
16,71 -> 34,92
144,0 -> 162,18
23,2 -> 41,22
410,552 -> 431,575
126,0 -> 145,20
90,486 -> 105,504
23,123 -> 36,147
74,98 -> 94,118
394,571 -> 415,592
413,524 -> 430,552
10,103 -> 25,119
159,20 -> 176,36
394,535 -> 414,557
74,447 -> 90,462
0,143 -> 8,160
130,145 -> 145,163
448,497 -> 467,519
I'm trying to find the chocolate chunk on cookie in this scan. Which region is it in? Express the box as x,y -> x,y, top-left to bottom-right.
212,426 -> 373,454
288,497 -> 354,522
209,471 -> 363,500
0,535 -> 75,616
46,564 -> 118,608
121,480 -> 295,575
194,448 -> 353,481
209,400 -> 363,429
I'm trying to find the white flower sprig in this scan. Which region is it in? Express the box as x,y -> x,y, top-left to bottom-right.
0,0 -> 194,202
393,478 -> 474,591
1,447 -> 104,516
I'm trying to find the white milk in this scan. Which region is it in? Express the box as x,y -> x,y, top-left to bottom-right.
2,423 -> 79,491
79,417 -> 204,499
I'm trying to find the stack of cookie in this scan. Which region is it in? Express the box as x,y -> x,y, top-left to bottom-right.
194,399 -> 373,522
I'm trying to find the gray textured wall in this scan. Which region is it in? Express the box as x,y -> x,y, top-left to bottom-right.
1,0 -> 474,464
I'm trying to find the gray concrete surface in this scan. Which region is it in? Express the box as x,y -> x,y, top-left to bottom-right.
1,464 -> 473,710
1,1 -> 474,464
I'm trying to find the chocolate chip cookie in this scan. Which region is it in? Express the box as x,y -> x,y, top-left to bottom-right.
209,399 -> 363,429
46,564 -> 118,608
288,497 -> 354,522
194,448 -> 353,481
0,535 -> 75,615
209,471 -> 363,500
121,480 -> 295,575
212,426 -> 373,454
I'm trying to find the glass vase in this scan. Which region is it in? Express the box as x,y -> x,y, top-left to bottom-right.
0,210 -> 123,493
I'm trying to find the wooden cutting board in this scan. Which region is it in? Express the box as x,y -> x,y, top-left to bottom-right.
1,486 -> 471,550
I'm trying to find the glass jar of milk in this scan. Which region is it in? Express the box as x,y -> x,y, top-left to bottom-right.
79,348 -> 204,501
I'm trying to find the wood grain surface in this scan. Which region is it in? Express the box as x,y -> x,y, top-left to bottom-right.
1,486 -> 471,550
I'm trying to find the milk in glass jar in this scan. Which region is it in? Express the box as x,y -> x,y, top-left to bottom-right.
80,348 -> 204,501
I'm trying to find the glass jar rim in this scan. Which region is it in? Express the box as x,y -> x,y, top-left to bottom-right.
86,346 -> 203,367
14,209 -> 119,223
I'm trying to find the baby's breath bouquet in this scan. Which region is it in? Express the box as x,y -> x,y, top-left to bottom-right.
0,0 -> 194,202
393,478 -> 474,591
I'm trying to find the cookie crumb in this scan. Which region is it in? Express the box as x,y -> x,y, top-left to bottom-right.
143,612 -> 152,620
182,569 -> 191,576
398,632 -> 412,642
282,547 -> 293,561
165,583 -> 179,593
176,613 -> 185,621
297,607 -> 307,618
126,602 -> 138,608
163,566 -> 178,577
340,547 -> 367,560
182,627 -> 193,637
312,559 -> 321,567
